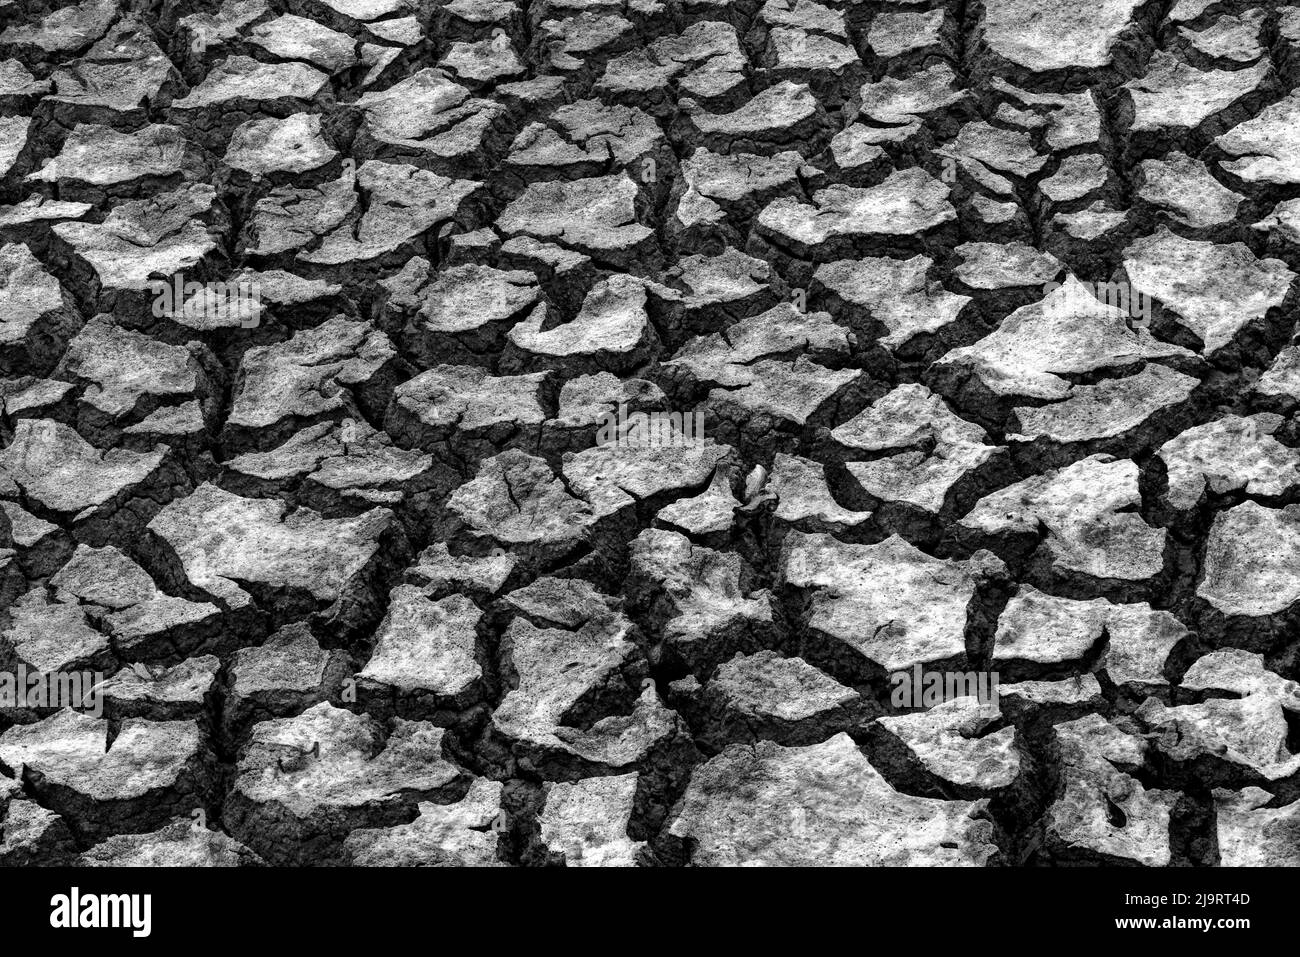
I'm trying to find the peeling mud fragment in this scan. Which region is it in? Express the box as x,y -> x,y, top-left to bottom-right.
386,364 -> 550,459
874,696 -> 1021,794
353,69 -> 506,176
855,62 -> 965,128
694,650 -> 859,747
1157,414 -> 1300,510
0,790 -> 76,865
505,98 -> 668,180
440,449 -> 598,570
0,709 -> 211,842
95,656 -> 221,722
867,8 -> 948,60
0,243 -> 82,376
224,418 -> 441,515
596,20 -> 745,108
0,418 -> 184,540
405,542 -> 516,601
1197,502 -> 1300,630
223,623 -> 349,736
1140,650 -> 1300,782
977,0 -> 1146,73
168,55 -> 331,149
1137,152 -> 1244,229
769,452 -> 872,535
992,585 -> 1109,671
958,455 -> 1166,592
0,589 -> 113,677
655,468 -> 741,541
496,236 -> 596,312
504,274 -> 660,375
939,120 -> 1047,197
44,20 -> 183,128
1214,787 -> 1300,866
655,247 -> 778,336
834,383 -> 1005,519
0,0 -> 118,57
0,196 -> 93,256
28,123 -> 202,203
52,184 -> 227,316
1179,9 -> 1266,63
813,255 -> 971,354
998,675 -> 1104,714
1044,714 -> 1176,866
1122,229 -> 1295,355
225,702 -> 466,864
760,27 -> 861,102
243,169 -> 358,258
1255,345 -> 1300,407
932,276 -> 1193,418
679,81 -> 830,157
146,482 -> 403,633
298,161 -> 480,270
393,262 -> 539,367
781,530 -> 1005,677
492,581 -> 683,774
991,586 -> 1184,692
344,778 -> 504,865
356,588 -> 484,713
0,115 -> 34,190
665,302 -> 849,385
538,773 -> 644,865
667,734 -> 998,865
247,14 -> 359,74
672,147 -> 803,230
662,302 -> 858,445
542,372 -> 667,454
80,819 -> 263,867
953,242 -> 1062,291
1039,153 -> 1112,205
223,113 -> 338,178
48,543 -> 222,663
496,174 -> 656,270
439,38 -> 525,86
0,498 -> 68,579
627,527 -> 775,672
755,167 -> 955,260
563,441 -> 732,523
1007,364 -> 1198,453
177,0 -> 271,51
1121,52 -> 1271,136
309,0 -> 419,22
991,80 -> 1103,152
1254,198 -> 1300,252
56,316 -> 218,436
1101,602 -> 1188,692
0,377 -> 76,423
0,60 -> 49,111
535,12 -> 635,74
1216,91 -> 1300,185
225,317 -> 402,450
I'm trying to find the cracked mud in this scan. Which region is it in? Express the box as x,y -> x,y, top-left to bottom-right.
0,0 -> 1299,868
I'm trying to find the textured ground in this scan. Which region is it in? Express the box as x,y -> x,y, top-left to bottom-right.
0,0 -> 1299,867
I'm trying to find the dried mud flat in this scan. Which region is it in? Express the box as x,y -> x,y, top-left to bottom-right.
0,0 -> 1299,868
